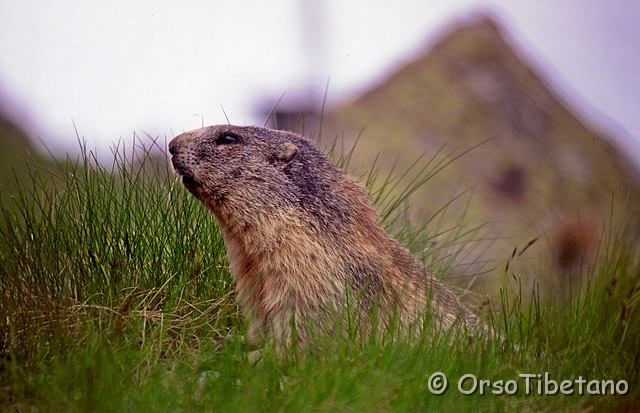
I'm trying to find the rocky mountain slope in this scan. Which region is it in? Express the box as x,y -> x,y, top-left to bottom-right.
271,15 -> 640,296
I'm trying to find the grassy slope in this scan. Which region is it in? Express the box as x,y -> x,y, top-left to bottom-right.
0,137 -> 639,412
0,115 -> 58,200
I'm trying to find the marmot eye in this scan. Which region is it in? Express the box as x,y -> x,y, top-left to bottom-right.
215,134 -> 238,145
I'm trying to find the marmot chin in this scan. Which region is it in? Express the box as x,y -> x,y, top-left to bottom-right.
169,125 -> 484,349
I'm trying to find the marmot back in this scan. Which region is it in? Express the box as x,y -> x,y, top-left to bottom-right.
169,125 -> 484,349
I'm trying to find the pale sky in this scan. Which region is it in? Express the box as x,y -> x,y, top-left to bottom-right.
1,1 -> 639,162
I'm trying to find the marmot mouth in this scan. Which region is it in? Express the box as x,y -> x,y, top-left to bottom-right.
181,175 -> 198,189
171,160 -> 200,191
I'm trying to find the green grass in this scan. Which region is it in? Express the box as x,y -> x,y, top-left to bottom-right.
1,134 -> 639,412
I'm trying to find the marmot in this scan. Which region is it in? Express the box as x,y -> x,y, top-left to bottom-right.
169,125 -> 484,349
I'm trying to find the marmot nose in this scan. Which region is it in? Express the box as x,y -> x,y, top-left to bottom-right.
168,140 -> 178,155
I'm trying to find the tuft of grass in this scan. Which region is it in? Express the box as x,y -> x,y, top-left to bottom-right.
0,133 -> 638,411
0,135 -> 237,384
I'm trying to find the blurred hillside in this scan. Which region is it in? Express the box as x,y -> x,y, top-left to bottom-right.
0,114 -> 56,197
269,15 -> 640,294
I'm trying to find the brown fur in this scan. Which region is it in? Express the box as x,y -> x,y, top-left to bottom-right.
169,125 -> 484,349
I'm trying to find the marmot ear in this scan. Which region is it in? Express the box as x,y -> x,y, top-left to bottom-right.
271,142 -> 298,166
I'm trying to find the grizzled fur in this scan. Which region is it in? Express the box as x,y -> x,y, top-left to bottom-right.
169,125 -> 483,349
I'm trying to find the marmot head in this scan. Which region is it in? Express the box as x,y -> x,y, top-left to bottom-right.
168,125 -> 342,227
169,125 -> 303,208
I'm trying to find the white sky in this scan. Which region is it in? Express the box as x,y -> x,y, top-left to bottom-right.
1,1 -> 639,162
